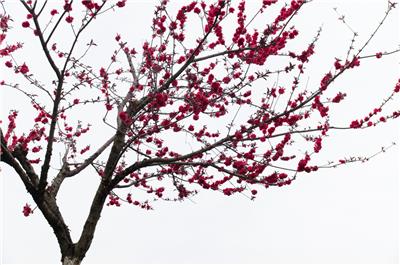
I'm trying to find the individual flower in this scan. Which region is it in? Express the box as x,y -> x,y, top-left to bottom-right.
22,203 -> 33,217
50,9 -> 58,16
22,21 -> 30,28
116,0 -> 126,8
65,16 -> 74,23
19,63 -> 29,74
5,61 -> 12,68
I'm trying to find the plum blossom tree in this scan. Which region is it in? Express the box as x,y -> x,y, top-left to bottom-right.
0,0 -> 399,264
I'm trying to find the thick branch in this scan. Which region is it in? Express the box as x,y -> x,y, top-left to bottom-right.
20,1 -> 63,192
33,193 -> 75,260
1,129 -> 36,193
37,80 -> 63,192
49,136 -> 115,197
75,183 -> 109,260
12,145 -> 40,187
1,130 -> 73,258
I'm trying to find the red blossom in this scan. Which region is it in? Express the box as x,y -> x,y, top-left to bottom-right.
0,14 -> 10,31
107,195 -> 121,207
80,145 -> 90,154
116,0 -> 126,8
50,9 -> 59,16
22,203 -> 33,217
394,79 -> 400,93
348,56 -> 360,68
0,33 -> 5,45
65,16 -> 74,23
29,158 -> 41,164
82,0 -> 95,9
105,103 -> 113,110
5,60 -> 12,68
297,154 -> 310,172
1,1 -> 399,261
334,59 -> 342,70
314,137 -> 322,153
19,63 -> 29,74
297,44 -> 314,63
320,72 -> 332,91
63,2 -> 72,12
118,111 -> 132,125
350,120 -> 362,129
22,21 -> 30,28
332,92 -> 346,103
32,146 -> 41,153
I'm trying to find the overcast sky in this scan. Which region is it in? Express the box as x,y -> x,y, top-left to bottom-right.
1,0 -> 399,264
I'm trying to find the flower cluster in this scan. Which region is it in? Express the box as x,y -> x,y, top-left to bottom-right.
2,0 -> 398,217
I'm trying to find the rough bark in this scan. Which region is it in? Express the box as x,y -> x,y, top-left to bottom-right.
62,256 -> 82,265
74,176 -> 116,261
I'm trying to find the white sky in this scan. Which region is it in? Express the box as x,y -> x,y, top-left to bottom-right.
1,0 -> 399,264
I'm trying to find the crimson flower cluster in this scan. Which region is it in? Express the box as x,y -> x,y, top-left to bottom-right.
0,0 -> 398,214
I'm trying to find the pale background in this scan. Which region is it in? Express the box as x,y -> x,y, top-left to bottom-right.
1,0 -> 399,264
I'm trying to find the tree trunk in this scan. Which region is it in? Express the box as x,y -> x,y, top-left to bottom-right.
62,256 -> 82,265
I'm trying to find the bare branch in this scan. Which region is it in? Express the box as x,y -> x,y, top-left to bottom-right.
64,135 -> 116,178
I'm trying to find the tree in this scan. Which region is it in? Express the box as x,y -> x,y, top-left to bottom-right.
0,0 -> 399,264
